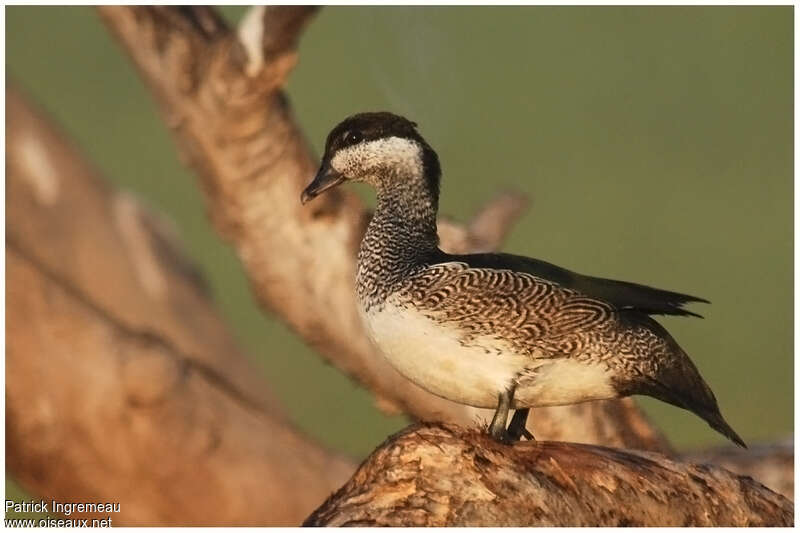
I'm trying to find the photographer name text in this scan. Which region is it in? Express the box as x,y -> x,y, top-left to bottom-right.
5,500 -> 119,527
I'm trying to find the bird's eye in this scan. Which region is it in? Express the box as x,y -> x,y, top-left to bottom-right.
344,130 -> 363,145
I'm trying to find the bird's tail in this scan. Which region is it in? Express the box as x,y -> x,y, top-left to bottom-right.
642,374 -> 747,448
626,316 -> 747,448
643,350 -> 747,448
696,406 -> 747,448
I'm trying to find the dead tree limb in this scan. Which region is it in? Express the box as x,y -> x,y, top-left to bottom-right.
96,4 -> 672,452
684,439 -> 794,500
6,84 -> 353,526
304,424 -> 793,527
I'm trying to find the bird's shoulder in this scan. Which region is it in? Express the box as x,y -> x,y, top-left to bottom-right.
397,253 -> 584,318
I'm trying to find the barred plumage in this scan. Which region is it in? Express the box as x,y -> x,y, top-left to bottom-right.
302,111 -> 745,447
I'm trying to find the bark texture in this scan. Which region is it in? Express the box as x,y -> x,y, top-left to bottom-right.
684,439 -> 794,500
305,424 -> 793,527
96,4 -> 671,453
6,85 -> 353,526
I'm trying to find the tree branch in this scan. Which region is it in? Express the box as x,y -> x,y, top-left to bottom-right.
304,424 -> 792,527
684,439 -> 794,500
6,84 -> 353,526
97,4 -> 671,452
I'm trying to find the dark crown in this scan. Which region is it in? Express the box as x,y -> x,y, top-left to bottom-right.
324,112 -> 420,152
323,112 -> 442,203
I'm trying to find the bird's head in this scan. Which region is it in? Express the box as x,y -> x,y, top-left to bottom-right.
301,112 -> 441,204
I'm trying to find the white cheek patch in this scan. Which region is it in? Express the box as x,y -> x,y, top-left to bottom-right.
331,137 -> 423,178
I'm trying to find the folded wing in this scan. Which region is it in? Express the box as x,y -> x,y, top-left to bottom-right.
443,252 -> 708,318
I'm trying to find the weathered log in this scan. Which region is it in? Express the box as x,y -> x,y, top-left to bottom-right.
684,439 -> 794,500
97,4 -> 670,452
305,424 -> 793,527
6,84 -> 353,526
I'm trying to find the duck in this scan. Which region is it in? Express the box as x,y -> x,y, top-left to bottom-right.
301,111 -> 744,446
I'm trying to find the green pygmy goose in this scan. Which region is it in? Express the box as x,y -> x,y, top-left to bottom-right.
301,112 -> 744,446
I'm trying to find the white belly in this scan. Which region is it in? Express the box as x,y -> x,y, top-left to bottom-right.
361,300 -> 528,408
514,358 -> 617,407
360,299 -> 617,409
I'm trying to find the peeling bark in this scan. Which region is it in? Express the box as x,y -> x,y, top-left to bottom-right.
305,424 -> 793,527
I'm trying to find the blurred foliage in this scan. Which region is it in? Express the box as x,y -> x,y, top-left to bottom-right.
5,5 -> 792,507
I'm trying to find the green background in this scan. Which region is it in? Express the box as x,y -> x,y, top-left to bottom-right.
6,5 -> 793,509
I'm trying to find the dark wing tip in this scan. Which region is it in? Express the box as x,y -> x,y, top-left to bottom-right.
670,308 -> 705,319
677,294 -> 711,305
638,290 -> 710,318
669,294 -> 710,319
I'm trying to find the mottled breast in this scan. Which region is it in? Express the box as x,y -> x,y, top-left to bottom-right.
359,291 -> 530,408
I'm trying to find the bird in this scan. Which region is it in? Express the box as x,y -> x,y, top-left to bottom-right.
300,111 -> 745,447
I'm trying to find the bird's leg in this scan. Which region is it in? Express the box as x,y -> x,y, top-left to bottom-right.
488,386 -> 514,442
507,408 -> 535,441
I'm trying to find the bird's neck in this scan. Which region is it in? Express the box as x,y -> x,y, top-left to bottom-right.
357,174 -> 440,306
375,180 -> 439,243
364,179 -> 439,262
